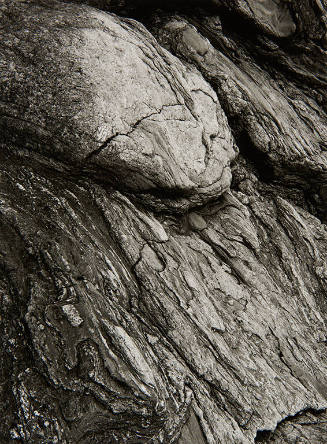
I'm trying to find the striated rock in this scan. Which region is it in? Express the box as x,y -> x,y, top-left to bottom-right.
151,15 -> 327,192
1,1 -> 327,444
0,0 -> 236,211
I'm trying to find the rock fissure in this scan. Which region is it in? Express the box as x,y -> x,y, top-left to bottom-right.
254,407 -> 327,443
83,104 -> 182,162
2,1 -> 327,443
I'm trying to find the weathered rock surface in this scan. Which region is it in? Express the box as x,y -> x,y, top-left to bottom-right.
0,0 -> 236,211
152,16 -> 327,190
1,0 -> 327,443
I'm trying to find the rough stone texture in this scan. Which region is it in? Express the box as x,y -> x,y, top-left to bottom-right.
2,0 -> 327,444
0,0 -> 235,210
152,16 -> 327,189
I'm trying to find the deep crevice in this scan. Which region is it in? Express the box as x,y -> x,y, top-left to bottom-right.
228,126 -> 276,184
255,429 -> 272,442
254,407 -> 327,443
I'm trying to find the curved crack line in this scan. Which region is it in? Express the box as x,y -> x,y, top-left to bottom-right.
83,103 -> 183,162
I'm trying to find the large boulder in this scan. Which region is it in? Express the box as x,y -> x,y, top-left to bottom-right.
0,0 -> 235,211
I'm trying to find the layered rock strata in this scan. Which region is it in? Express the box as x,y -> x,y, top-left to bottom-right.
1,1 -> 327,443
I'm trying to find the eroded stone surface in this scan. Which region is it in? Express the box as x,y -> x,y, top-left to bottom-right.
2,146 -> 327,443
2,1 -> 327,444
0,0 -> 236,210
152,16 -> 327,191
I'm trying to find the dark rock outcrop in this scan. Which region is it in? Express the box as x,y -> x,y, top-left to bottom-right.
1,1 -> 327,443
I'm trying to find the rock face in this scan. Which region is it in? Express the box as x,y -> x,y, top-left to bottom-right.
0,0 -> 235,211
1,1 -> 327,443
